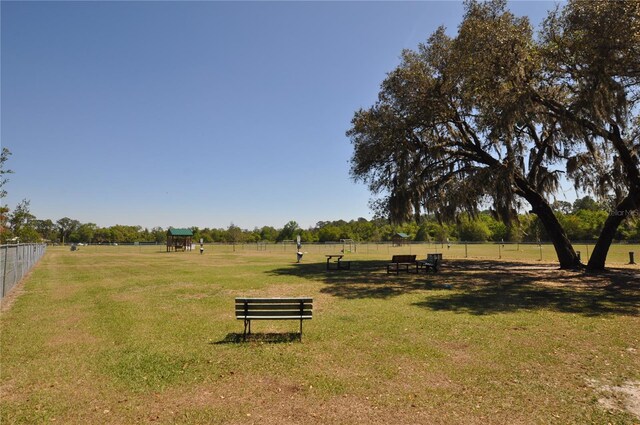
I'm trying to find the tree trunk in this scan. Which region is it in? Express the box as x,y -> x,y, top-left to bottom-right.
586,126 -> 640,270
514,176 -> 582,269
531,197 -> 582,269
587,192 -> 640,271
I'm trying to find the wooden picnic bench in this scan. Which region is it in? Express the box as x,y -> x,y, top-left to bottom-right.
235,297 -> 313,341
387,254 -> 417,274
325,254 -> 351,270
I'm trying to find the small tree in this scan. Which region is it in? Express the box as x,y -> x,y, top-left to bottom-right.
57,217 -> 80,244
277,220 -> 299,242
9,199 -> 36,235
226,223 -> 244,245
0,147 -> 13,199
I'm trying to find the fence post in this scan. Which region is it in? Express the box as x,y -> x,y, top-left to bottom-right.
14,246 -> 19,284
585,244 -> 590,260
630,252 -> 636,265
539,243 -> 543,261
1,246 -> 6,298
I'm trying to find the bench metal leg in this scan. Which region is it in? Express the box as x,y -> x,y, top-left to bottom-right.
243,319 -> 252,341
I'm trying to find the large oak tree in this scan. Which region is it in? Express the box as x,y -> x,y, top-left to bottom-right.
348,0 -> 639,270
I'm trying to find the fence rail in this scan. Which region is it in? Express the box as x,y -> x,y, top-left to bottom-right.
1,244 -> 47,299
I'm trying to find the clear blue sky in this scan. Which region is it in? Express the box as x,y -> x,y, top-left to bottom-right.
1,1 -> 559,230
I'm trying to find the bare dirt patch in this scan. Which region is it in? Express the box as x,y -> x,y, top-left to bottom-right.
130,376 -> 470,425
588,379 -> 640,420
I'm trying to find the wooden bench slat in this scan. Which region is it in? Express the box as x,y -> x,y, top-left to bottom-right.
235,305 -> 312,312
235,297 -> 312,303
236,310 -> 312,317
235,301 -> 313,306
389,255 -> 416,262
236,315 -> 313,320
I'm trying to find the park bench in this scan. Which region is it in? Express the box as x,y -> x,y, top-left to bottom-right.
235,297 -> 313,341
387,254 -> 417,274
417,257 -> 439,273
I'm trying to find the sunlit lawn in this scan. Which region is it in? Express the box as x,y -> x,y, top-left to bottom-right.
1,245 -> 639,424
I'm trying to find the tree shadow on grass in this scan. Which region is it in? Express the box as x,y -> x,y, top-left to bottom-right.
269,259 -> 640,317
269,260 -> 435,299
415,260 -> 640,317
415,281 -> 640,317
213,332 -> 302,344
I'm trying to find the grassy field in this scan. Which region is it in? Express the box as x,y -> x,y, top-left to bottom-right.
1,246 -> 639,424
81,241 -> 640,265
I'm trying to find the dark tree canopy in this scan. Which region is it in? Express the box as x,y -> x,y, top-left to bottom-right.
348,0 -> 640,270
537,0 -> 640,269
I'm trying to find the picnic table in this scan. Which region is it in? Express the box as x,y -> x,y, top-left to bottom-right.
325,254 -> 350,270
386,254 -> 417,274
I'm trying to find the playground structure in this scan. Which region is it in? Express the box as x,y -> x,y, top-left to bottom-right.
166,228 -> 194,252
340,238 -> 356,253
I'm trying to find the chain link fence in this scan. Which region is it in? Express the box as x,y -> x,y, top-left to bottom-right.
1,244 -> 47,299
73,241 -> 638,265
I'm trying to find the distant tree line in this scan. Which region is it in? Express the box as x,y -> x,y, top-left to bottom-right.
1,196 -> 638,245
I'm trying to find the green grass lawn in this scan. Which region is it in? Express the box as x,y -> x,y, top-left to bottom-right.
1,246 -> 639,424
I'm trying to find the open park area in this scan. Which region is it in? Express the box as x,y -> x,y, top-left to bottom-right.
2,1 -> 639,422
1,245 -> 639,424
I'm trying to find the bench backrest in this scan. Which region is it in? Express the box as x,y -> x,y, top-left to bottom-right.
426,258 -> 439,267
235,297 -> 313,320
390,255 -> 416,263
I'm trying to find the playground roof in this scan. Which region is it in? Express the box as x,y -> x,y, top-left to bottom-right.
167,228 -> 193,237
